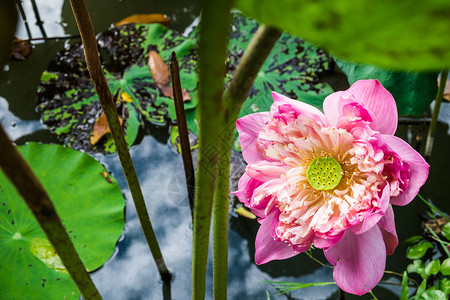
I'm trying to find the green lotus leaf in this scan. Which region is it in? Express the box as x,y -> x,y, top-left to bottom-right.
0,143 -> 125,299
407,240 -> 434,260
37,23 -> 199,153
234,0 -> 450,71
335,58 -> 438,116
214,13 -> 333,150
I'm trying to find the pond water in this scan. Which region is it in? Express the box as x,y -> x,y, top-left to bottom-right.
1,1 -> 450,299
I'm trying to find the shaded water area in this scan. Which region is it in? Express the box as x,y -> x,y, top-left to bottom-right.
1,0 -> 450,299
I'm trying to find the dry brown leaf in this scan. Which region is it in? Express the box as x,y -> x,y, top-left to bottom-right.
148,51 -> 191,101
424,217 -> 448,235
100,172 -> 113,183
148,50 -> 171,86
11,37 -> 32,61
90,113 -> 123,145
115,14 -> 170,27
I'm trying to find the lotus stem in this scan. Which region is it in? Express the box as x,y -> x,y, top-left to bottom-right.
0,125 -> 102,299
424,69 -> 448,161
15,0 -> 32,39
213,25 -> 282,300
68,0 -> 171,282
30,0 -> 46,38
170,51 -> 195,221
192,0 -> 232,298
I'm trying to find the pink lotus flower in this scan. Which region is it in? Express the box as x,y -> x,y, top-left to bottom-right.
234,80 -> 429,295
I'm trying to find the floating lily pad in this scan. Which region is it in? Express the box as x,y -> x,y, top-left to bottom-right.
0,143 -> 125,298
37,23 -> 199,153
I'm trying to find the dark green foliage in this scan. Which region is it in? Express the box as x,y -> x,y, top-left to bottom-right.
335,58 -> 438,116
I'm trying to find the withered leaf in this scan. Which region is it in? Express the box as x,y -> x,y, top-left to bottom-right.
114,14 -> 170,27
120,91 -> 133,103
148,50 -> 191,101
11,38 -> 32,61
100,172 -> 113,183
90,113 -> 123,145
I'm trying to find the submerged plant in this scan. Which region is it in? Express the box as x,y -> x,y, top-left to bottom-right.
234,79 -> 430,295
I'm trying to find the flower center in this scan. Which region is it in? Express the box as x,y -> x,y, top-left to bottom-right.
307,157 -> 343,190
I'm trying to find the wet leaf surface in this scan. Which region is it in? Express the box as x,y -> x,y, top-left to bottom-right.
0,143 -> 125,299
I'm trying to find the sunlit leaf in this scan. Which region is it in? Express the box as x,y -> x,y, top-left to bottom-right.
335,58 -> 438,116
407,240 -> 434,259
420,290 -> 447,300
265,280 -> 335,294
425,259 -> 441,276
234,0 -> 450,71
0,143 -> 125,299
235,206 -> 257,219
405,236 -> 424,245
417,279 -> 427,295
114,13 -> 170,27
440,258 -> 450,276
438,278 -> 450,296
400,271 -> 409,300
407,260 -> 427,279
441,223 -> 450,240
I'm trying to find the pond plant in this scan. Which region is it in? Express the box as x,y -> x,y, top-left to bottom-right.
1,0 -> 450,299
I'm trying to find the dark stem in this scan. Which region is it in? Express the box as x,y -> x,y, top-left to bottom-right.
212,24 -> 282,300
0,124 -> 102,299
170,51 -> 195,222
23,35 -> 81,42
424,69 -> 449,161
68,0 -> 171,282
30,0 -> 46,38
15,0 -> 32,39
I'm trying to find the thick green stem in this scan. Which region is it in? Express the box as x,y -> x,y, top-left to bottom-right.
0,125 -> 102,299
424,69 -> 448,161
192,0 -> 232,298
68,0 -> 171,282
213,25 -> 282,300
